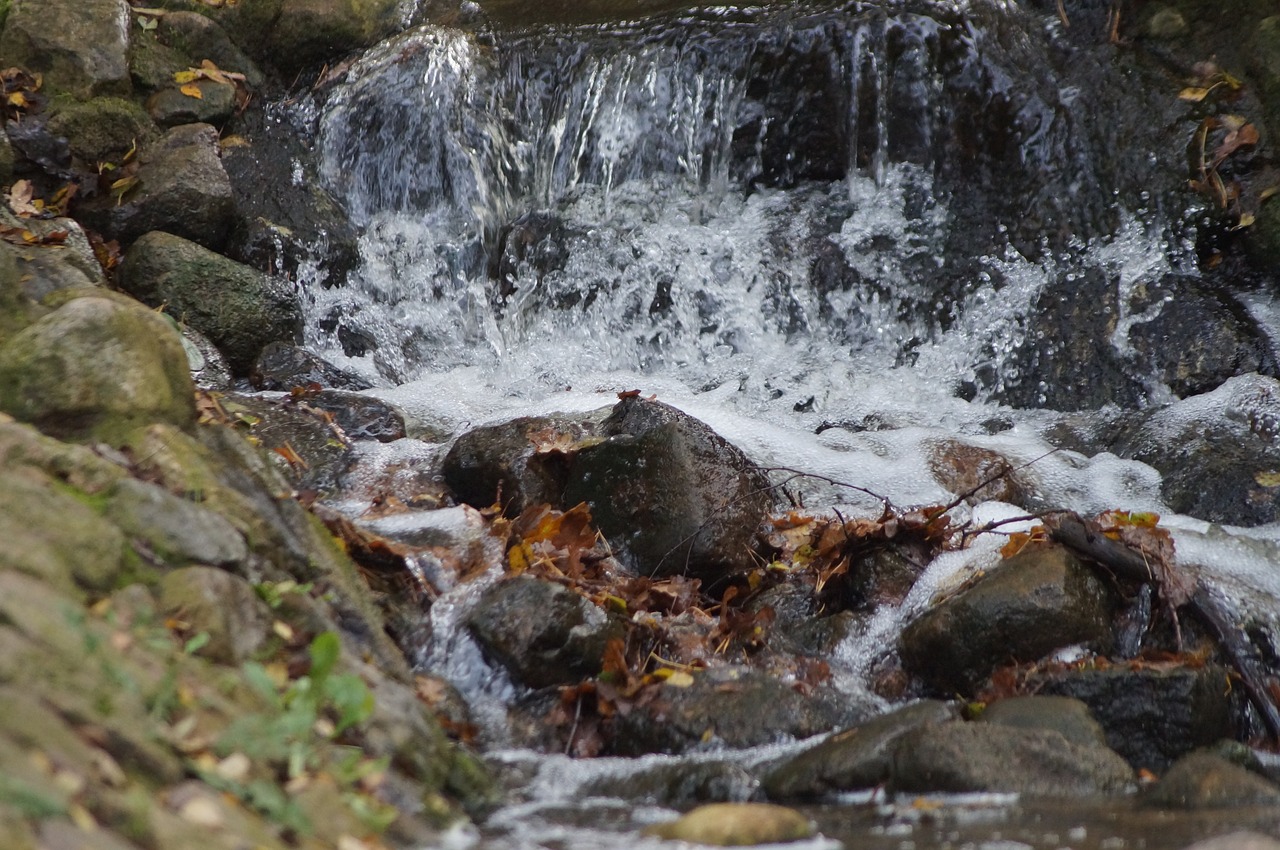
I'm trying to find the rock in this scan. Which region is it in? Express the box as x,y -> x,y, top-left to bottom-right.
0,131 -> 13,185
251,342 -> 373,392
587,760 -> 758,806
157,566 -> 272,664
118,231 -> 301,375
611,666 -> 866,755
304,389 -> 405,443
361,676 -> 455,788
1026,662 -> 1235,773
147,78 -> 239,127
898,546 -> 1117,696
182,324 -> 235,390
994,267 -> 1144,410
0,209 -> 107,301
154,11 -> 266,89
104,477 -> 249,570
44,98 -> 156,165
1142,752 -> 1280,810
1182,833 -> 1280,850
443,412 -> 605,515
0,293 -> 196,442
926,439 -> 1025,506
643,802 -> 814,846
78,123 -> 235,251
891,720 -> 1133,796
0,0 -> 131,99
762,699 -> 958,799
977,695 -> 1108,748
1109,374 -> 1280,526
563,397 -> 773,579
1127,274 -> 1277,398
467,576 -> 624,688
263,0 -> 406,77
212,391 -> 353,494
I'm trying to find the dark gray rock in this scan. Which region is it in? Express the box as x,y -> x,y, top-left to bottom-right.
891,720 -> 1133,796
587,760 -> 759,806
563,397 -> 774,579
78,123 -> 235,251
251,342 -> 374,392
154,11 -> 266,89
1027,663 -> 1236,773
214,391 -> 354,495
467,576 -> 624,689
898,546 -> 1118,696
0,0 -> 131,99
1127,275 -> 1276,398
1109,373 -> 1280,526
994,267 -> 1144,411
762,699 -> 958,799
119,230 -> 300,375
977,695 -> 1108,748
611,666 -> 867,755
1142,751 -> 1280,810
443,412 -> 605,515
299,390 -> 405,443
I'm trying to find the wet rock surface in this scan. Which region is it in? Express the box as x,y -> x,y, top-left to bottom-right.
252,341 -> 374,392
898,547 -> 1118,696
1142,752 -> 1280,810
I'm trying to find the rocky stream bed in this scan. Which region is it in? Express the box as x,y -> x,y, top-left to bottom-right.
8,0 -> 1280,848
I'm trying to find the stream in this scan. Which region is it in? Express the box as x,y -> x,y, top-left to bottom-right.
286,0 -> 1280,845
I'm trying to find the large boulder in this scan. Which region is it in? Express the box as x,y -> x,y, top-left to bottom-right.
898,546 -> 1118,696
0,0 -> 131,99
890,720 -> 1134,796
563,397 -> 774,579
0,210 -> 106,303
119,231 -> 301,375
261,0 -> 406,76
78,123 -> 235,251
0,293 -> 196,441
45,97 -> 156,166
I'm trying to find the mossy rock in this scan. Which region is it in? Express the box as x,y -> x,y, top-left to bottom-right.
0,293 -> 196,443
0,0 -> 131,99
45,98 -> 157,165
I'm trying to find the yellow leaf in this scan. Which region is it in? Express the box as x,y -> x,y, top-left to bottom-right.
1255,470 -> 1280,488
1233,212 -> 1256,230
1178,86 -> 1210,102
180,82 -> 203,99
663,671 -> 695,687
173,70 -> 199,84
6,91 -> 26,108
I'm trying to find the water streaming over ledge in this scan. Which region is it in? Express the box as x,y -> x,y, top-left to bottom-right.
296,0 -> 1280,844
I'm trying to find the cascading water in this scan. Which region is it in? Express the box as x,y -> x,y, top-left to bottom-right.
293,0 -> 1280,845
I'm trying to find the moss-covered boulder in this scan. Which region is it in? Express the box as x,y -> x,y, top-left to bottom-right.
119,231 -> 301,375
0,293 -> 195,442
0,0 -> 132,99
45,98 -> 157,166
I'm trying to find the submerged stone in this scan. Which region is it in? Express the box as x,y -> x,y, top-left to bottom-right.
643,802 -> 814,846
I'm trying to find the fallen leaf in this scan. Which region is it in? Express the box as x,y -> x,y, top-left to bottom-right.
180,82 -> 203,99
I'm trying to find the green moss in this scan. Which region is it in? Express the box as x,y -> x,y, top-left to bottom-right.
46,97 -> 157,165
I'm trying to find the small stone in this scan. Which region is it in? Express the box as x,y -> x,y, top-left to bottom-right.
643,802 -> 814,845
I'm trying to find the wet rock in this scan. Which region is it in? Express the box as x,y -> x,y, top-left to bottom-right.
0,293 -> 195,442
251,342 -> 373,392
564,397 -> 773,579
467,576 -> 624,688
44,98 -> 156,166
1109,374 -> 1280,526
157,566 -> 272,664
147,78 -> 239,127
1127,275 -> 1276,398
215,391 -> 354,494
443,412 -> 605,515
78,123 -> 235,251
153,11 -> 266,89
0,0 -> 131,99
305,389 -> 406,443
589,760 -> 758,806
1142,751 -> 1280,810
977,695 -> 1108,748
104,477 -> 249,570
995,267 -> 1144,411
891,720 -> 1133,796
0,132 -> 12,185
611,666 -> 866,755
762,699 -> 958,799
898,546 -> 1118,696
119,230 -> 301,375
182,325 -> 235,391
643,802 -> 814,846
926,439 -> 1025,506
1026,662 -> 1235,773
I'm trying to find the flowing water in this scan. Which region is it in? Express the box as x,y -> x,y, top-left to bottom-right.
295,0 -> 1280,845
